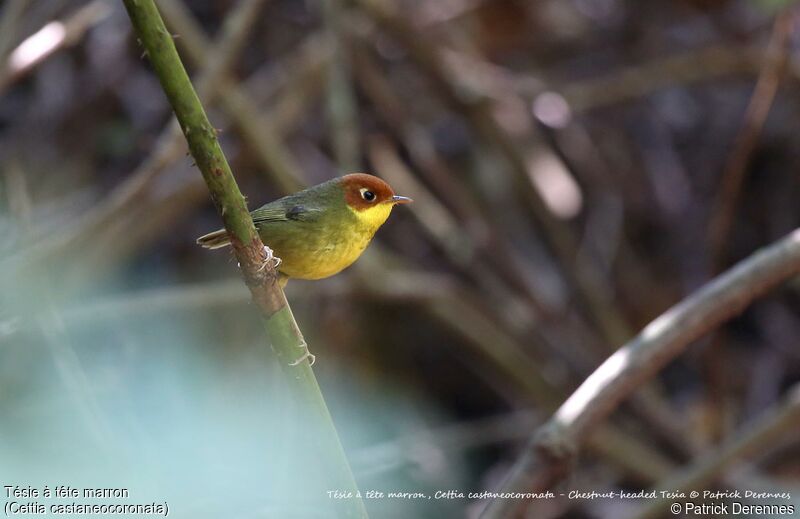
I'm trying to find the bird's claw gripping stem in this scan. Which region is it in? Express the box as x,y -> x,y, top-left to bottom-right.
258,245 -> 281,271
289,339 -> 315,366
258,245 -> 282,284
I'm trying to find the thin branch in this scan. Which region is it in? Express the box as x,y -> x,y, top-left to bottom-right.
480,229 -> 800,518
122,2 -> 367,517
709,12 -> 794,270
550,45 -> 760,113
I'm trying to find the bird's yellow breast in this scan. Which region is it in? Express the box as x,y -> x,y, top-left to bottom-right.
273,203 -> 394,280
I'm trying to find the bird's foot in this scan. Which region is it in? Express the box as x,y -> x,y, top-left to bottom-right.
289,339 -> 316,367
258,245 -> 282,284
258,245 -> 282,271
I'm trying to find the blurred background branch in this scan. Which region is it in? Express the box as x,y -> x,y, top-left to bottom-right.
483,229 -> 800,518
633,384 -> 800,519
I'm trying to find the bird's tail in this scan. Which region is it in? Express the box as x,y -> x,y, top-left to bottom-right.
196,229 -> 231,249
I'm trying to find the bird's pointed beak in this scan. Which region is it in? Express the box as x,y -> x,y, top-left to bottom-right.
391,195 -> 413,205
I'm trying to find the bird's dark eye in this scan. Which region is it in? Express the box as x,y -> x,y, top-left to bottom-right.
360,189 -> 376,202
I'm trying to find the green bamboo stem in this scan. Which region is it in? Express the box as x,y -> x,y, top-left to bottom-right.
122,2 -> 367,517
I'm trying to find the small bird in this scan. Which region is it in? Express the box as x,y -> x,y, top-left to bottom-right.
197,173 -> 412,284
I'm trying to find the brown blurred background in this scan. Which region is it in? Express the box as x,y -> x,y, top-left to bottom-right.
1,0 -> 799,517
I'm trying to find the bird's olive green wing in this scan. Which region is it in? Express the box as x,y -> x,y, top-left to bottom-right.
198,201 -> 325,249
250,202 -> 324,224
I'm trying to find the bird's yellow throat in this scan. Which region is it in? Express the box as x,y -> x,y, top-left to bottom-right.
349,201 -> 395,232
